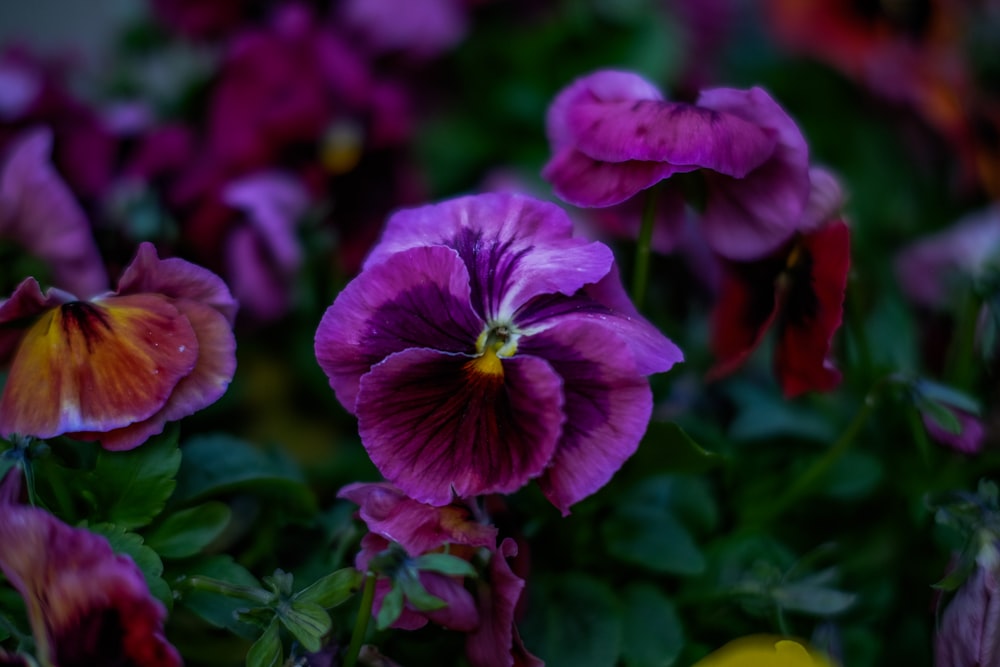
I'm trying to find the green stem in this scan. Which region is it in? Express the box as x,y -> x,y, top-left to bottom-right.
945,288 -> 981,391
631,188 -> 658,310
846,273 -> 873,381
178,576 -> 275,605
343,572 -> 376,667
749,389 -> 879,525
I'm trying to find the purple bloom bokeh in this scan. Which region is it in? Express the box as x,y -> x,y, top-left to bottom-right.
542,69 -> 811,261
316,193 -> 682,513
936,558 -> 1000,666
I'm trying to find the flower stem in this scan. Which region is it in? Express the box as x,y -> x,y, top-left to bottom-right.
945,288 -> 981,391
749,388 -> 879,525
343,572 -> 376,667
631,188 -> 658,310
178,576 -> 276,605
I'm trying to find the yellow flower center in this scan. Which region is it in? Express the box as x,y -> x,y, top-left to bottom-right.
469,324 -> 519,377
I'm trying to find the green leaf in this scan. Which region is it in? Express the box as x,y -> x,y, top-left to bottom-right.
277,600 -> 330,653
726,381 -> 837,443
88,523 -> 171,609
398,570 -> 447,612
634,422 -> 724,475
144,501 -> 231,559
620,584 -> 684,667
171,434 -> 316,515
413,552 -> 477,578
177,555 -> 263,639
375,583 -> 404,631
603,512 -> 705,576
913,379 -> 981,415
773,576 -> 856,616
521,573 -> 622,667
246,619 -> 282,667
916,397 -> 963,435
294,568 -> 362,608
89,426 -> 182,529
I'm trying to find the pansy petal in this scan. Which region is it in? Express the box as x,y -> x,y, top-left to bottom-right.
563,97 -> 776,173
338,482 -> 497,556
0,294 -> 199,439
519,320 -> 653,513
0,128 -> 108,298
775,221 -> 850,397
0,470 -> 181,667
515,267 -> 683,376
466,538 -> 542,667
707,257 -> 784,381
698,87 -> 811,260
356,348 -> 565,506
84,298 -> 237,451
0,277 -> 75,364
546,69 -> 666,150
116,242 -> 239,324
364,193 -> 614,318
923,407 -> 985,455
315,245 -> 484,412
418,571 -> 480,632
542,146 -> 682,208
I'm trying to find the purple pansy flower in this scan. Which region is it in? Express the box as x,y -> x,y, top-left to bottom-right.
0,128 -> 107,297
316,193 -> 681,513
340,482 -> 542,667
0,242 -> 237,450
542,69 -> 811,260
0,469 -> 181,667
936,555 -> 1000,666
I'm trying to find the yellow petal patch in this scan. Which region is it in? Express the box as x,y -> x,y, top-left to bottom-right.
0,294 -> 199,439
467,347 -> 505,377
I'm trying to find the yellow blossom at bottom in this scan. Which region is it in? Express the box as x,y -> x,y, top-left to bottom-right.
693,636 -> 834,667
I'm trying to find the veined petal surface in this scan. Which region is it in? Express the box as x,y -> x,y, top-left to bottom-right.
315,245 -> 483,411
363,193 -> 614,319
519,320 -> 653,513
0,293 -> 199,439
355,348 -> 565,506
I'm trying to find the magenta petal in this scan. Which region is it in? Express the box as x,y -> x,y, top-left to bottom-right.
315,245 -> 484,412
355,348 -> 565,506
698,87 -> 811,260
520,320 -> 653,513
546,70 -> 665,151
0,128 -> 108,297
338,482 -> 497,556
466,538 -> 542,667
515,267 -> 683,377
542,146 -> 681,208
564,98 -> 776,172
116,242 -> 239,324
418,571 -> 480,632
364,193 -> 614,318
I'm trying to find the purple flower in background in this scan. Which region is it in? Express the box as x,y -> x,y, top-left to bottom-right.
340,482 -> 542,667
338,0 -> 468,58
316,193 -> 682,513
922,406 -> 985,455
542,69 -> 811,260
936,555 -> 1000,666
0,469 -> 181,667
0,128 -> 107,297
895,204 -> 1000,309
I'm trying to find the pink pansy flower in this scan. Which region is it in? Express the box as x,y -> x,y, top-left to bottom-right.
340,482 -> 542,667
316,193 -> 682,513
0,469 -> 181,667
542,69 -> 811,261
338,0 -> 468,59
0,242 -> 237,450
0,128 -> 107,297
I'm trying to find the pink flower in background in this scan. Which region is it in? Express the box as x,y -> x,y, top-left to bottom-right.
0,48 -> 116,200
543,69 -> 811,261
0,243 -> 237,450
0,469 -> 181,667
338,0 -> 468,58
151,0 -> 257,39
0,128 -> 107,297
895,204 -> 1000,309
